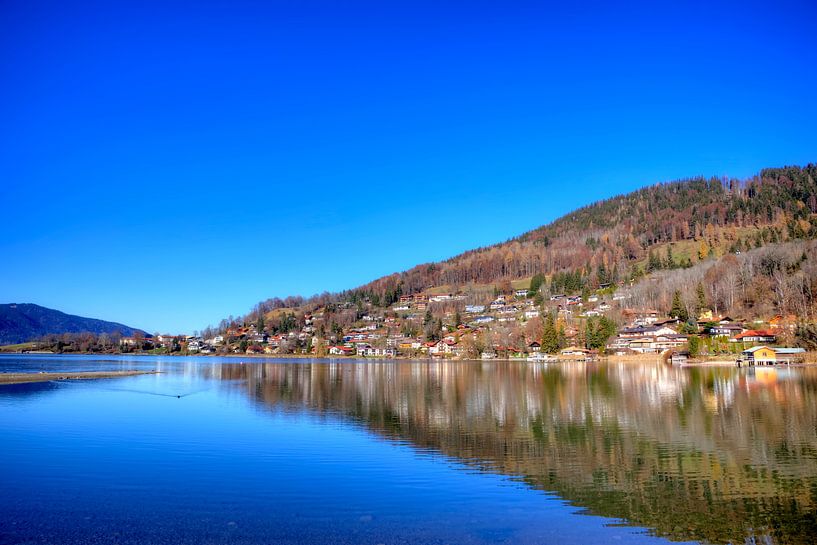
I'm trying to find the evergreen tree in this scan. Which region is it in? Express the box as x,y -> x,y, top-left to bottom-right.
664,245 -> 675,269
528,273 -> 545,297
541,313 -> 559,354
647,250 -> 662,273
695,282 -> 707,314
670,290 -> 688,321
556,323 -> 566,350
585,316 -> 616,351
688,335 -> 701,358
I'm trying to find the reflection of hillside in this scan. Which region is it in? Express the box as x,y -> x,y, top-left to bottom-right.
216,361 -> 817,545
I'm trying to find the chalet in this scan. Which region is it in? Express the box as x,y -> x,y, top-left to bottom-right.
618,325 -> 677,339
655,317 -> 682,327
733,330 -> 776,344
614,333 -> 688,353
628,309 -> 659,325
328,346 -> 355,356
528,341 -> 541,352
560,346 -> 590,357
119,337 -> 155,349
399,340 -> 422,350
428,339 -> 458,356
514,289 -> 529,298
707,323 -> 743,338
399,295 -> 413,303
741,346 -> 777,365
249,333 -> 268,344
358,346 -> 397,357
442,333 -> 458,343
524,310 -> 540,319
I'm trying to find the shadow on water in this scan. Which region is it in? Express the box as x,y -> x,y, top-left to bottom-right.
0,381 -> 60,397
212,359 -> 817,545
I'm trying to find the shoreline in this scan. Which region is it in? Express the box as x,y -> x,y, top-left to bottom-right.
0,370 -> 161,385
2,351 -> 817,367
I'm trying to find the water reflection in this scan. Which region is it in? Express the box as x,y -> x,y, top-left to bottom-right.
212,359 -> 817,545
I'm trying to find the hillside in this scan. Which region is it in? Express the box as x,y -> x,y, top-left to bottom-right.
231,164 -> 816,321
0,303 -> 146,345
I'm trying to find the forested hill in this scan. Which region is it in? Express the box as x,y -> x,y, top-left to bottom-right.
347,164 -> 817,297
0,303 -> 146,345
238,164 -> 816,319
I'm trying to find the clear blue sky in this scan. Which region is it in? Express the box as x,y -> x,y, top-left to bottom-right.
1,0 -> 816,334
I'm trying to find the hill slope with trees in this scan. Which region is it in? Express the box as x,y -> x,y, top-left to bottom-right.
229,164 -> 816,321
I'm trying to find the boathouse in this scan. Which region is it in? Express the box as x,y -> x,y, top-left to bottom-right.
741,346 -> 777,365
670,351 -> 689,365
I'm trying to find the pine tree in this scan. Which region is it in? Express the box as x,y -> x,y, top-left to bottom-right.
688,335 -> 701,358
665,245 -> 675,269
647,250 -> 662,273
670,290 -> 688,321
541,313 -> 559,354
585,316 -> 616,351
695,283 -> 707,314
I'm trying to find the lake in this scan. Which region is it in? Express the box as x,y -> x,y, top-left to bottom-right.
1,354 -> 815,544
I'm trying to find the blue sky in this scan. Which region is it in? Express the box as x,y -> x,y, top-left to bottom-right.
1,0 -> 816,333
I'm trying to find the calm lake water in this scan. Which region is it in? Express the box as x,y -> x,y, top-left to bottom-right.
1,355 -> 816,545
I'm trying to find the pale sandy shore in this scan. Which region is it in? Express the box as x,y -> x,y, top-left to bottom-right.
0,370 -> 160,385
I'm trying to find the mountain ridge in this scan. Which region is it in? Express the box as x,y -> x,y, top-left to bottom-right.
0,303 -> 146,345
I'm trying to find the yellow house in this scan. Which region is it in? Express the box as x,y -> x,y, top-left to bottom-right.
742,345 -> 777,365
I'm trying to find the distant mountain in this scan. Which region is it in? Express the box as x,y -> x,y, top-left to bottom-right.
0,303 -> 146,345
